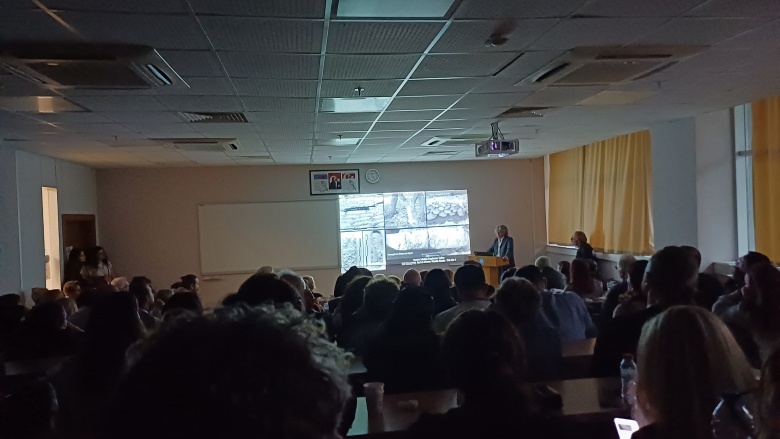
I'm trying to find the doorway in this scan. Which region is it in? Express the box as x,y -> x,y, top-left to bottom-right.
42,187 -> 61,289
61,214 -> 97,251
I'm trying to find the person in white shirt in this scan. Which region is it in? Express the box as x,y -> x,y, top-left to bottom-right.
433,264 -> 492,334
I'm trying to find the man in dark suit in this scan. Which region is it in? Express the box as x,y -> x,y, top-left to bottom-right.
487,225 -> 515,268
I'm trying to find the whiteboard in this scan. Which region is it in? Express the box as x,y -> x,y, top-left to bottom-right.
198,200 -> 339,275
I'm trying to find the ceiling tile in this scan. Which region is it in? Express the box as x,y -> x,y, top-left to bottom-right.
386,95 -> 461,110
156,95 -> 242,112
315,122 -> 373,132
247,112 -> 315,123
713,20 -> 780,50
432,20 -> 559,53
123,123 -> 196,133
454,92 -> 531,108
317,112 -> 378,123
519,86 -> 605,106
577,0 -> 706,17
199,17 -> 322,53
241,97 -> 315,112
321,80 -> 403,97
373,121 -> 428,131
188,0 -> 326,18
399,78 -> 483,96
33,112 -> 113,124
528,18 -> 668,50
100,112 -> 185,124
440,108 -> 506,119
633,18 -> 769,46
378,110 -> 444,121
454,0 -> 589,19
153,77 -> 235,96
158,51 -> 226,77
221,53 -> 320,79
0,9 -> 77,41
233,79 -> 318,97
41,0 -> 189,13
412,52 -> 523,78
324,55 -> 420,79
59,12 -> 211,50
69,96 -> 168,112
688,0 -> 780,17
327,22 -> 444,53
495,51 -> 566,77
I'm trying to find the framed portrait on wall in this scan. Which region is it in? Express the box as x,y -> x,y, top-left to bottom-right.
310,170 -> 360,195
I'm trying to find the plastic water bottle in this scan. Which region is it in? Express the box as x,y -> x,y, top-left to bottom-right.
620,354 -> 637,406
712,392 -> 754,439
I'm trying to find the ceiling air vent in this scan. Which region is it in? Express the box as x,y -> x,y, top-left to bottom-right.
498,107 -> 549,118
516,46 -> 704,87
0,43 -> 187,89
180,112 -> 248,123
422,151 -> 457,156
150,138 -> 241,152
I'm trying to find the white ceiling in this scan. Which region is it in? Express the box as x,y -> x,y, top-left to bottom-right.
1,0 -> 780,167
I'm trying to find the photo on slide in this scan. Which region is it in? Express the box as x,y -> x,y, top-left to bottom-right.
385,228 -> 430,262
424,190 -> 469,226
427,225 -> 471,256
340,230 -> 386,271
338,194 -> 384,231
383,192 -> 426,229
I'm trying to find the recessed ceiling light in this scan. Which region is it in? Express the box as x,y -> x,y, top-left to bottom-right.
321,97 -> 391,113
337,0 -> 456,18
0,96 -> 86,113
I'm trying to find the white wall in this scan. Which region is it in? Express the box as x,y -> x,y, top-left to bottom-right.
0,147 -> 98,297
695,109 -> 738,267
97,158 -> 547,308
651,118 -> 700,249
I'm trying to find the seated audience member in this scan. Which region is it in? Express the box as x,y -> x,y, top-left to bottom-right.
680,245 -> 724,310
68,289 -> 101,330
407,310 -> 569,439
403,269 -> 423,288
130,277 -> 158,331
558,260 -> 571,284
535,256 -> 567,290
179,274 -> 199,294
278,270 -> 314,312
256,265 -> 273,274
334,276 -> 372,349
2,302 -> 82,362
500,267 -> 518,282
713,251 -> 773,316
99,306 -> 351,439
444,268 -> 455,285
433,265 -> 492,334
63,247 -> 87,288
55,292 -> 145,439
110,276 -> 130,292
424,268 -> 457,315
344,278 -> 398,354
230,272 -> 304,311
612,259 -> 650,318
62,280 -> 81,302
1,379 -> 59,439
0,293 -> 26,351
564,259 -> 603,299
302,275 -> 317,294
492,278 -> 562,380
419,270 -> 429,283
631,306 -> 755,439
81,246 -> 114,288
462,259 -> 482,267
57,297 -> 79,317
515,265 -> 596,341
364,287 -> 445,392
151,289 -> 173,318
602,255 -> 637,321
329,266 -> 371,314
386,275 -> 402,287
161,292 -> 203,321
593,246 -> 697,377
756,347 -> 780,439
718,262 -> 780,367
31,287 -> 52,305
571,231 -> 596,261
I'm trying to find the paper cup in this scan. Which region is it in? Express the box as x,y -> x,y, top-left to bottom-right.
364,382 -> 385,415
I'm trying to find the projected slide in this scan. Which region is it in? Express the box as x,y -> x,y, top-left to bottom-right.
339,190 -> 470,271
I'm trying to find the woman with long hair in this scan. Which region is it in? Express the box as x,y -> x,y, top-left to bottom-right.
571,231 -> 596,260
633,306 -> 756,439
564,258 -> 602,299
81,246 -> 115,288
424,268 -> 457,316
63,247 -> 86,287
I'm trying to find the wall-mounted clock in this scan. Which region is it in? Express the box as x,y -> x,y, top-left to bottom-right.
365,168 -> 381,184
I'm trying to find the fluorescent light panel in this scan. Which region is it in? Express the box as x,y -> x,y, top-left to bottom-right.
337,0 -> 455,17
320,97 -> 392,113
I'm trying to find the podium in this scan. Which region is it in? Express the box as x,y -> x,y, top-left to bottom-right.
468,254 -> 510,288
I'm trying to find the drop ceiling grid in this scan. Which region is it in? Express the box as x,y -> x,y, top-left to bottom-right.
197,17 -> 324,53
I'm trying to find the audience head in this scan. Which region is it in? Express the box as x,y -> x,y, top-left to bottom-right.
500,267 -> 517,282
570,231 -> 587,247
463,259 -> 482,268
454,264 -> 489,301
362,278 -> 399,320
56,297 -> 78,317
75,289 -> 101,309
419,270 -> 429,283
443,268 -> 455,285
742,262 -> 780,334
386,275 -> 402,287
130,279 -> 155,311
387,287 -> 434,330
233,273 -> 303,311
617,254 -> 638,280
155,289 -> 173,303
256,265 -> 273,274
680,245 -> 703,269
514,265 -> 546,292
24,302 -> 67,333
424,268 -> 452,296
569,258 -> 595,295
442,310 -> 526,401
339,276 -> 372,322
494,278 -> 542,323
111,276 -> 130,292
403,269 -> 422,287
67,247 -> 86,264
162,292 -> 204,319
758,347 -> 780,439
558,260 -> 571,282
636,306 -> 755,439
628,259 -> 650,293
736,251 -> 773,285
179,274 -> 199,293
277,270 -> 307,312
645,246 -> 698,307
495,224 -> 508,238
31,287 -> 50,305
85,246 -> 109,267
62,280 -> 81,300
534,256 -> 552,269
302,275 -> 316,292
101,306 -> 351,439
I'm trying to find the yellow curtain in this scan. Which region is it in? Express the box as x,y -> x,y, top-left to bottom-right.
751,96 -> 780,262
548,130 -> 654,255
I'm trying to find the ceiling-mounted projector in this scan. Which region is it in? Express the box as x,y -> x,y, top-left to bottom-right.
475,122 -> 519,158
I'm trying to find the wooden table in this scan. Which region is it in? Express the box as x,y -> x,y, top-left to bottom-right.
347,378 -> 625,437
562,338 -> 596,358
